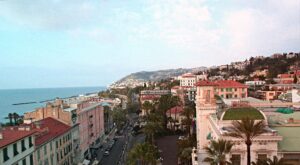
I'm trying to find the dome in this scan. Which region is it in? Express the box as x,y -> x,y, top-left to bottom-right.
220,107 -> 265,120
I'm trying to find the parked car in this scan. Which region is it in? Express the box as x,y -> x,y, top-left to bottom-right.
104,150 -> 110,156
178,136 -> 186,140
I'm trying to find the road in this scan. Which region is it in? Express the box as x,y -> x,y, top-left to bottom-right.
100,136 -> 126,165
97,113 -> 143,165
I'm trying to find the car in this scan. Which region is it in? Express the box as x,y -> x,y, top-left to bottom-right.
104,150 -> 110,156
178,136 -> 185,140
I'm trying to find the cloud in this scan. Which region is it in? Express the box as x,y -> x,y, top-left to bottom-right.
0,0 -> 299,65
0,0 -> 100,30
129,0 -> 300,64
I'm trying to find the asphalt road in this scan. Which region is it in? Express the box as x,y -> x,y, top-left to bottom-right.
95,113 -> 143,165
100,136 -> 125,165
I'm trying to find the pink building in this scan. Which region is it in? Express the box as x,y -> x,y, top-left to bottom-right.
77,102 -> 105,159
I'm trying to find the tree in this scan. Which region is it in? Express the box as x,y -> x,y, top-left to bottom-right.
142,101 -> 154,115
252,156 -> 285,165
157,95 -> 180,130
294,74 -> 298,84
5,113 -> 13,126
144,113 -> 163,144
179,147 -> 192,165
112,109 -> 127,130
181,106 -> 195,136
226,118 -> 266,165
203,139 -> 234,165
127,142 -> 159,165
12,112 -> 20,125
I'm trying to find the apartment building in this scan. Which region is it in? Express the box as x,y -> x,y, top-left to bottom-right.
0,126 -> 36,165
33,118 -> 77,165
214,80 -> 248,99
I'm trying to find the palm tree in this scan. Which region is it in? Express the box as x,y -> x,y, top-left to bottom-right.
252,156 -> 285,165
12,112 -> 20,125
181,106 -> 195,136
143,113 -> 163,144
5,113 -> 13,126
127,142 -> 159,165
226,117 -> 266,165
179,147 -> 193,165
203,139 -> 234,165
142,101 -> 154,115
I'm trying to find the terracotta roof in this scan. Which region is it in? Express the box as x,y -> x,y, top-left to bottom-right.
34,117 -> 71,146
195,80 -> 218,86
215,80 -> 247,88
181,75 -> 196,78
0,127 -> 36,148
278,74 -> 293,78
166,106 -> 184,114
140,95 -> 160,101
171,86 -> 180,89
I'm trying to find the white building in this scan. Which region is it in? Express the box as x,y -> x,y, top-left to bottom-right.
292,89 -> 300,108
0,126 -> 36,165
245,81 -> 266,87
192,81 -> 284,165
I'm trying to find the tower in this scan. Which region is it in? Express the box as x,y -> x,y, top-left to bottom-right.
195,81 -> 218,164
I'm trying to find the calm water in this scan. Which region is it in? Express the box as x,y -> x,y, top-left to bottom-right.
0,86 -> 106,123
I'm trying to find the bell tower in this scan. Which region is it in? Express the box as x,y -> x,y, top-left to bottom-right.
195,81 -> 218,164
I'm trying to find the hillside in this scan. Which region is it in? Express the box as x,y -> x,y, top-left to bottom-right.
113,67 -> 206,87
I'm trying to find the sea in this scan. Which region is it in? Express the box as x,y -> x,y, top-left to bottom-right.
0,86 -> 106,123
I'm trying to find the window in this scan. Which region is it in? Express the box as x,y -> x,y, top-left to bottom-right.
44,145 -> 47,155
57,153 -> 59,162
29,136 -> 33,147
30,154 -> 34,165
231,154 -> 241,165
50,154 -> 54,165
22,158 -> 27,165
37,149 -> 40,159
50,142 -> 52,151
13,143 -> 19,156
44,158 -> 49,165
56,141 -> 58,149
3,147 -> 9,162
22,139 -> 26,151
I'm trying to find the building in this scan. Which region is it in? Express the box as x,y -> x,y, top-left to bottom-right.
178,73 -> 207,87
245,80 -> 266,87
250,69 -> 268,78
255,90 -> 283,101
292,89 -> 300,108
192,81 -> 283,165
24,98 -> 106,161
214,80 -> 248,99
140,89 -> 171,116
0,126 -> 36,165
32,117 -> 78,165
77,102 -> 105,159
166,106 -> 185,130
268,84 -> 300,92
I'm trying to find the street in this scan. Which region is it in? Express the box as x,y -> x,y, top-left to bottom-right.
95,113 -> 144,165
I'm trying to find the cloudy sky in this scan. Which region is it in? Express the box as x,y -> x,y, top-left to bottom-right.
0,0 -> 299,89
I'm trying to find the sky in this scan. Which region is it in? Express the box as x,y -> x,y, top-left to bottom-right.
0,0 -> 299,89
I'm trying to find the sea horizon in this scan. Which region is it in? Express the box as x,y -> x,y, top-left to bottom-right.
0,86 -> 107,123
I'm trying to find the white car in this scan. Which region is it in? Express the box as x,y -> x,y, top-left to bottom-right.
178,136 -> 185,140
104,151 -> 110,156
